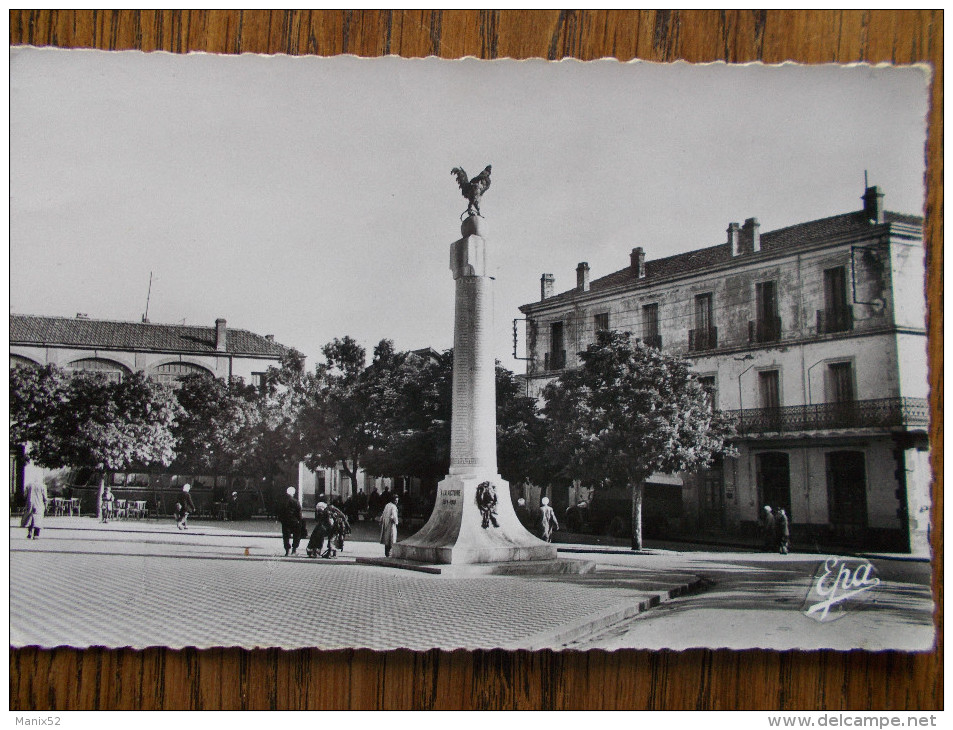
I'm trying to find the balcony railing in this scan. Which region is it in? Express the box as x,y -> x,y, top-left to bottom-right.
817,307 -> 854,334
748,317 -> 782,344
639,334 -> 663,349
544,349 -> 566,371
729,397 -> 929,434
688,327 -> 718,352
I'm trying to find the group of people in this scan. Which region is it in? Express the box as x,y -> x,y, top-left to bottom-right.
275,486 -> 359,559
761,505 -> 791,554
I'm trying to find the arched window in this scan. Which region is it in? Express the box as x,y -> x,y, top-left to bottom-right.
152,361 -> 214,386
67,358 -> 130,383
10,354 -> 39,369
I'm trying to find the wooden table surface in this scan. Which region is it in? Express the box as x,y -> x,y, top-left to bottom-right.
9,9 -> 943,710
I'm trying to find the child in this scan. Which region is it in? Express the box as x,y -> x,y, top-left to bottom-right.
101,486 -> 115,523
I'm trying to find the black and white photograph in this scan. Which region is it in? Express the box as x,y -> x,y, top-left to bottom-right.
9,47 -> 933,652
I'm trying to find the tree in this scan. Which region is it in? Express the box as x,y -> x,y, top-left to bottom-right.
495,363 -> 548,487
10,364 -> 66,452
361,347 -> 452,487
363,347 -> 546,489
170,373 -> 259,480
295,337 -> 390,494
238,348 -> 307,511
10,366 -> 183,518
541,330 -> 736,550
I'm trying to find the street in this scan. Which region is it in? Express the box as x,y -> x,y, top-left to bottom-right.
9,516 -> 935,652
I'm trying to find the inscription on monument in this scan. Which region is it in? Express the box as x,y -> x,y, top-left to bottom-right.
439,487 -> 463,507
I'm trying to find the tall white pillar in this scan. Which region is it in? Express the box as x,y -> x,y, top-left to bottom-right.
393,216 -> 556,564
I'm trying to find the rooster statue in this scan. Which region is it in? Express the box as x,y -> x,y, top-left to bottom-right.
451,165 -> 492,219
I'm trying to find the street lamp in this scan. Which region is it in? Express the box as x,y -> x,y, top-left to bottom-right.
735,354 -> 756,416
806,358 -> 825,407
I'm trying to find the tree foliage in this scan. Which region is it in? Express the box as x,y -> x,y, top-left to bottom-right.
10,366 -> 183,516
10,364 -> 65,450
362,348 -> 546,489
170,374 -> 259,476
541,330 -> 736,549
295,337 -> 388,491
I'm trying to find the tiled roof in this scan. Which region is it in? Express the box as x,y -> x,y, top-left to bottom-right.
10,315 -> 288,358
528,210 -> 922,308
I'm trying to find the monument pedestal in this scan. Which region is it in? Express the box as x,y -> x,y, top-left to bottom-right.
393,471 -> 557,564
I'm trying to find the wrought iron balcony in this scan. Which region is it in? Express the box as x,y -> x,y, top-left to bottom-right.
729,397 -> 929,435
748,317 -> 782,344
688,327 -> 718,352
817,307 -> 854,334
544,349 -> 567,371
640,334 -> 663,349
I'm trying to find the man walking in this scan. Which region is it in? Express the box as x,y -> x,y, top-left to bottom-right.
761,505 -> 776,552
277,486 -> 304,557
379,492 -> 399,557
776,508 -> 791,555
539,497 -> 559,542
20,482 -> 47,540
175,483 -> 196,530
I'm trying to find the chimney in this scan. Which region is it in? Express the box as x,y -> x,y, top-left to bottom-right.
727,222 -> 741,256
862,185 -> 884,224
215,318 -> 227,352
576,262 -> 590,291
743,217 -> 761,252
540,273 -> 554,301
265,334 -> 275,342
630,247 -> 646,278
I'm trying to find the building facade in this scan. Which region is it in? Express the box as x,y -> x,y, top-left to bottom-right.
518,187 -> 930,554
11,314 -> 286,386
10,314 -> 293,513
10,314 -> 426,518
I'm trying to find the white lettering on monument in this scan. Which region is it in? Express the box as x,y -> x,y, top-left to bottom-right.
439,487 -> 463,507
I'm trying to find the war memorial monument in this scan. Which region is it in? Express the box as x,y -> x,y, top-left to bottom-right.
367,167 -> 588,572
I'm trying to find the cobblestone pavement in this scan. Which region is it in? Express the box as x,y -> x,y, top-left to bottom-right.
9,518 -> 701,651
10,518 -> 933,652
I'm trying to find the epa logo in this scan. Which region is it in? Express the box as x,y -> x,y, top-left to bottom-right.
802,557 -> 880,622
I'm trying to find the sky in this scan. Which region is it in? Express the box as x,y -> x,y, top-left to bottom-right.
9,48 -> 930,372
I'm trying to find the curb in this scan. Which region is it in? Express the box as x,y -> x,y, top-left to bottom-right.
510,574 -> 709,650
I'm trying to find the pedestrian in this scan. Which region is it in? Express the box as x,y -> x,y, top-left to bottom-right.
175,483 -> 196,530
20,481 -> 47,540
761,505 -> 775,552
306,501 -> 334,558
515,497 -> 531,529
776,508 -> 791,555
277,486 -> 304,557
227,491 -> 240,521
326,502 -> 352,556
539,497 -> 559,542
101,486 -> 115,523
379,492 -> 399,558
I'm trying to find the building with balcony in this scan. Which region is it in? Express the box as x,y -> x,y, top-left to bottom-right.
518,186 -> 930,554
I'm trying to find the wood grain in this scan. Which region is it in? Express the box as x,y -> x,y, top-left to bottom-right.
9,9 -> 942,710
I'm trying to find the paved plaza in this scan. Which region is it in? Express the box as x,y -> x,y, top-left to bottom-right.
9,517 -> 935,652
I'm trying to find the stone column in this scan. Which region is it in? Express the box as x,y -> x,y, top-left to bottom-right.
392,216 -> 557,564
